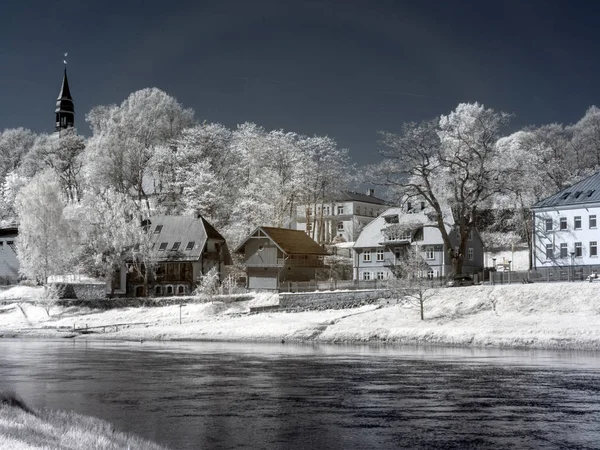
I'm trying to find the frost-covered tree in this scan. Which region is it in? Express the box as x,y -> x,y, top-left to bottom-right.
84,88 -> 195,209
376,103 -> 510,275
15,171 -> 74,283
24,129 -> 86,202
75,188 -> 144,293
0,128 -> 36,182
0,171 -> 29,223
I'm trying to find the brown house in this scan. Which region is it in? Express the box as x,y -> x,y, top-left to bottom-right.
114,215 -> 231,297
235,227 -> 328,290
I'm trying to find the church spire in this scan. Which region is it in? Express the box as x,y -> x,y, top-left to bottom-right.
55,54 -> 74,131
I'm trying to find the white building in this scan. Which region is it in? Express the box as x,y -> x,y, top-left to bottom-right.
295,190 -> 387,243
353,207 -> 484,281
531,173 -> 600,269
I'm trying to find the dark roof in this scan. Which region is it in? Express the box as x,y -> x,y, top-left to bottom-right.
147,215 -> 228,262
236,227 -> 328,255
0,227 -> 18,237
339,191 -> 387,205
55,68 -> 74,114
533,172 -> 600,209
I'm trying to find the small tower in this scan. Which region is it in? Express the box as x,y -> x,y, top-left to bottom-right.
55,59 -> 74,131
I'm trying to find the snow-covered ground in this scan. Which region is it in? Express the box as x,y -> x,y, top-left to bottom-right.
1,282 -> 600,350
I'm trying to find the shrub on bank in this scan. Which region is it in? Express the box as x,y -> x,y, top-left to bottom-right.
0,390 -> 167,450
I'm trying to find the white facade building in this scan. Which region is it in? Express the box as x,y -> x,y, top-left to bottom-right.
531,173 -> 600,269
295,190 -> 387,243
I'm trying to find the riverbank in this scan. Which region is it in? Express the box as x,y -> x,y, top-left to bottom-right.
1,282 -> 600,349
0,391 -> 167,450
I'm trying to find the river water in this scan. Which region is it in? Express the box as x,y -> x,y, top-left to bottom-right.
1,339 -> 599,449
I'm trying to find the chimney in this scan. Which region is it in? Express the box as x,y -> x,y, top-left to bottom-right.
366,188 -> 375,196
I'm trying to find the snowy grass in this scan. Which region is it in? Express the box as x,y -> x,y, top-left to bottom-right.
0,391 -> 167,450
1,282 -> 600,349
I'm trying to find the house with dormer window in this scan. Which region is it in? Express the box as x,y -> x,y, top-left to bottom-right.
531,171 -> 600,269
352,207 -> 484,281
113,215 -> 231,297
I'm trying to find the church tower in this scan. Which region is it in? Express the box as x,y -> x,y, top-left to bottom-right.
55,65 -> 74,131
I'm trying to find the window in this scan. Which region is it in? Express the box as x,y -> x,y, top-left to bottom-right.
575,242 -> 583,257
370,208 -> 374,216
468,248 -> 474,261
337,222 -> 344,231
546,244 -> 554,259
356,206 -> 361,215
362,271 -> 371,281
376,249 -> 384,261
394,248 -> 402,260
324,206 -> 330,215
155,285 -> 162,295
363,250 -> 372,262
154,225 -> 163,234
574,191 -> 583,198
560,217 -> 567,230
545,219 -> 553,232
469,230 -> 473,241
574,216 -> 582,229
171,242 -> 181,251
427,270 -> 435,280
337,206 -> 344,215
178,286 -> 185,294
185,241 -> 195,251
561,192 -> 571,199
159,242 -> 168,251
426,247 -> 435,260
590,215 -> 597,229
376,272 -> 385,280
560,243 -> 568,258
166,285 -> 173,295
384,215 -> 399,224
591,241 -> 598,257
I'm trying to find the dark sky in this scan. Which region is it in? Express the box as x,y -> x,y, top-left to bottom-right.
2,0 -> 599,166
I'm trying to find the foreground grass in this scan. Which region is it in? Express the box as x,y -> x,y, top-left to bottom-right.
0,392 -> 168,450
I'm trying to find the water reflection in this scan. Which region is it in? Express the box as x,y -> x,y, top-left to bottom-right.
1,339 -> 599,449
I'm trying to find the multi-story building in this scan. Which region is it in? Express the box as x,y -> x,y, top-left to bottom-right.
0,226 -> 19,284
353,207 -> 484,281
531,172 -> 600,269
295,190 -> 387,243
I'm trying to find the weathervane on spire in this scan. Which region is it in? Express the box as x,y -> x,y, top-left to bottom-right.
63,52 -> 68,66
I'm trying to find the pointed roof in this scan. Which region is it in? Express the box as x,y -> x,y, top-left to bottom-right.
55,68 -> 74,114
532,172 -> 600,209
235,227 -> 328,255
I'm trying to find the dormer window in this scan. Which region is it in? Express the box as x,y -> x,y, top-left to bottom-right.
171,242 -> 181,251
154,225 -> 163,234
185,241 -> 195,251
384,215 -> 399,224
561,192 -> 570,200
573,191 -> 583,199
588,190 -> 596,197
159,242 -> 168,251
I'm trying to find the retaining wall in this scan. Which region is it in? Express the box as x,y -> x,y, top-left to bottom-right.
279,289 -> 393,311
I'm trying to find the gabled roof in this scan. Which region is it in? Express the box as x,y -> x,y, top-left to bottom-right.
146,215 -> 229,262
533,172 -> 600,209
235,226 -> 328,255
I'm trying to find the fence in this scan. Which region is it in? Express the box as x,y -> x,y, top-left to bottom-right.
489,265 -> 599,284
278,277 -> 448,293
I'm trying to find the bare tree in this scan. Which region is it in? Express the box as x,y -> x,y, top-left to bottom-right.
389,246 -> 435,320
376,103 -> 510,275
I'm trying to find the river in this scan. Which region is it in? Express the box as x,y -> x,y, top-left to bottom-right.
1,339 -> 599,449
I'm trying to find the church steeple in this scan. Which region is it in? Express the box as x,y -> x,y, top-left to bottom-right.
55,61 -> 75,131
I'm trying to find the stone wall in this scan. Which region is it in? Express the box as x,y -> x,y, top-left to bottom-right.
279,289 -> 393,311
52,283 -> 107,301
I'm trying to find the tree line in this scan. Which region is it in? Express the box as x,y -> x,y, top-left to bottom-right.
1,87 -> 599,283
